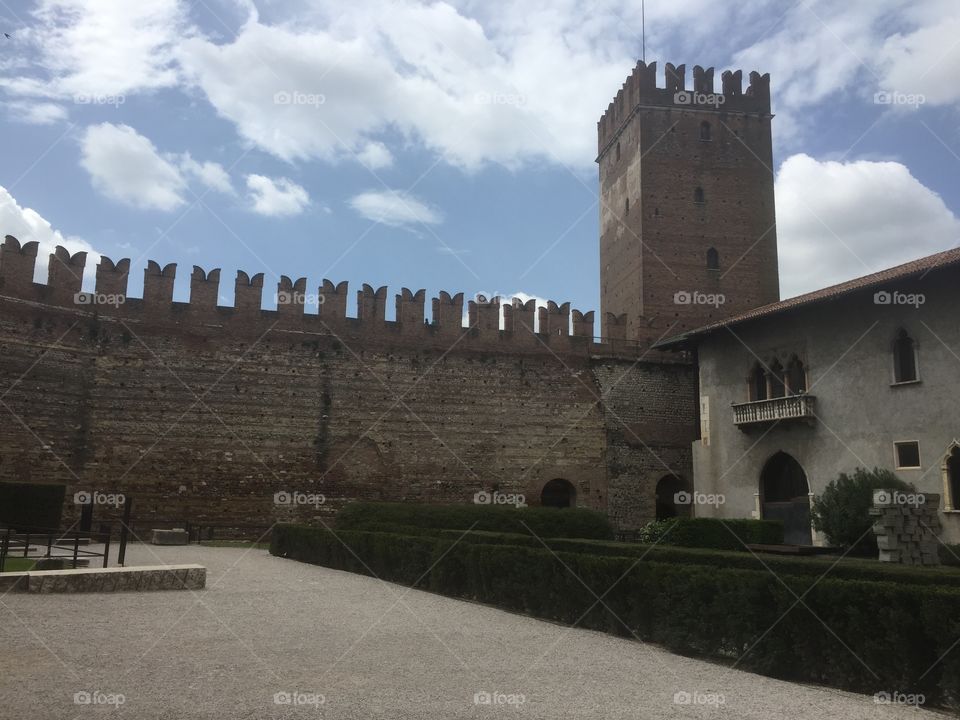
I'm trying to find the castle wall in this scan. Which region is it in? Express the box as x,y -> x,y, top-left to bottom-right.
0,238 -> 695,533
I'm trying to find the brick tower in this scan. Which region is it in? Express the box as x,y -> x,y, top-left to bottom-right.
597,61 -> 780,345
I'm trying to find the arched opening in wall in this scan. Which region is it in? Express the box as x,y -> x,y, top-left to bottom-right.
655,475 -> 692,520
694,186 -> 705,204
768,359 -> 785,398
540,478 -> 576,508
706,247 -> 719,270
946,445 -> 960,511
786,355 -> 807,394
893,328 -> 918,383
699,121 -> 711,141
760,452 -> 811,545
749,362 -> 767,401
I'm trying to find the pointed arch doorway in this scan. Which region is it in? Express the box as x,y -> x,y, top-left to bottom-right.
760,452 -> 812,545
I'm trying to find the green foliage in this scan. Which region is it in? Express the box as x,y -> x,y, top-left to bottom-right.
811,468 -> 913,554
0,482 -> 65,532
335,501 -> 613,540
271,525 -> 960,706
635,517 -> 783,550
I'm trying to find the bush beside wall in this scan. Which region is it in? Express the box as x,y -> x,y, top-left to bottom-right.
271,525 -> 960,706
636,517 -> 783,550
335,501 -> 613,540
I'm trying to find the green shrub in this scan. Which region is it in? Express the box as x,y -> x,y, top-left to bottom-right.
940,545 -> 960,567
335,501 -> 613,539
635,517 -> 783,550
270,525 -> 960,706
437,529 -> 960,588
811,468 -> 913,555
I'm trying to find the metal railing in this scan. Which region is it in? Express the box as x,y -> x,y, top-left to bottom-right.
0,526 -> 117,572
732,394 -> 816,426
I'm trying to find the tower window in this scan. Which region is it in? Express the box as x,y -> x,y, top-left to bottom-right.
694,187 -> 705,204
706,247 -> 719,270
624,198 -> 629,216
616,141 -> 621,162
893,329 -> 918,383
700,121 -> 711,141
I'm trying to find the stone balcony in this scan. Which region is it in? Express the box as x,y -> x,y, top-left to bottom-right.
732,394 -> 816,428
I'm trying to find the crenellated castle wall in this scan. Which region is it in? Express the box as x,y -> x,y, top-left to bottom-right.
0,237 -> 697,533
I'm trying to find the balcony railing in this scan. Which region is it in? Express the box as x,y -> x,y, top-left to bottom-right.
732,394 -> 816,428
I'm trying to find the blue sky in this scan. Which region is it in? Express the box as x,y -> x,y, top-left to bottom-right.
1,0 -> 958,320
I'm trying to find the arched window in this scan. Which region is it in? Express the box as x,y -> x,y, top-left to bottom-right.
749,363 -> 767,401
699,121 -> 711,141
694,187 -> 705,203
946,446 -> 960,511
541,478 -> 576,508
786,355 -> 806,394
893,329 -> 918,383
769,359 -> 785,398
706,247 -> 719,270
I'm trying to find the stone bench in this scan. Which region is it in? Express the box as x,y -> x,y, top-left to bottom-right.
150,528 -> 190,545
4,564 -> 206,593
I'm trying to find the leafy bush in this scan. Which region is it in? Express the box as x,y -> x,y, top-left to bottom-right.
335,501 -> 613,540
635,517 -> 782,550
437,529 -> 960,587
271,525 -> 960,706
811,468 -> 913,555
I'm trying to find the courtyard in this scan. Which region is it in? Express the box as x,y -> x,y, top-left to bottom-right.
0,544 -> 944,718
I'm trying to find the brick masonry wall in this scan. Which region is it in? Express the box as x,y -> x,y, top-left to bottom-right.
0,291 -> 696,533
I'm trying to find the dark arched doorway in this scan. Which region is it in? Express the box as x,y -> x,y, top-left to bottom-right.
540,479 -> 576,508
655,475 -> 692,520
946,446 -> 960,511
760,452 -> 811,545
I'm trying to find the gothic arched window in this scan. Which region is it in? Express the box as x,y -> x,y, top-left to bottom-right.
706,247 -> 719,270
893,329 -> 918,383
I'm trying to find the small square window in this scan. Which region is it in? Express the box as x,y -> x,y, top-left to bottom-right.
894,441 -> 921,469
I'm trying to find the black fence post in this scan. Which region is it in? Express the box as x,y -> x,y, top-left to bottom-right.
72,532 -> 80,569
0,529 -> 9,572
118,497 -> 132,567
23,532 -> 29,558
102,526 -> 111,569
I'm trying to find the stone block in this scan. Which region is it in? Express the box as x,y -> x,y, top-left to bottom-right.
878,550 -> 901,563
150,528 -> 189,545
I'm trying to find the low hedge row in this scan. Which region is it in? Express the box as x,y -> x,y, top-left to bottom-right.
636,517 -> 783,550
271,525 -> 960,706
438,530 -> 960,588
335,501 -> 613,539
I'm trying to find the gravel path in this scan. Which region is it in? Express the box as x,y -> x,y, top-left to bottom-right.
0,544 -> 947,719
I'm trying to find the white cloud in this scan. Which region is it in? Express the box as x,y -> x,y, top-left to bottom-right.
80,123 -> 187,211
245,174 -> 310,216
349,190 -> 441,227
5,101 -> 68,125
775,153 -> 960,298
179,153 -> 233,194
0,185 -> 98,287
357,141 -> 394,170
877,5 -> 960,106
2,0 -> 185,100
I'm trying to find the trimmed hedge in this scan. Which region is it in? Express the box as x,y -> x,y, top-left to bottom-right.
637,517 -> 783,550
271,525 -> 960,706
437,530 -> 960,588
335,501 -> 613,539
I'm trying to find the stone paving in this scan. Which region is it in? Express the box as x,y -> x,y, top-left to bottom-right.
0,544 -> 947,719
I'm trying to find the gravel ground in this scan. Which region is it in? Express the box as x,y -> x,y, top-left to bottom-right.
0,544 -> 947,719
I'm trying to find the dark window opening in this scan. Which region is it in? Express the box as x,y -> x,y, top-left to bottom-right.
948,447 -> 960,509
893,329 -> 918,383
749,363 -> 767,401
694,187 -> 705,203
540,478 -> 576,508
769,360 -> 785,398
895,441 -> 921,469
706,247 -> 719,270
615,141 -> 621,162
786,355 -> 806,394
624,198 -> 629,216
699,121 -> 711,141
